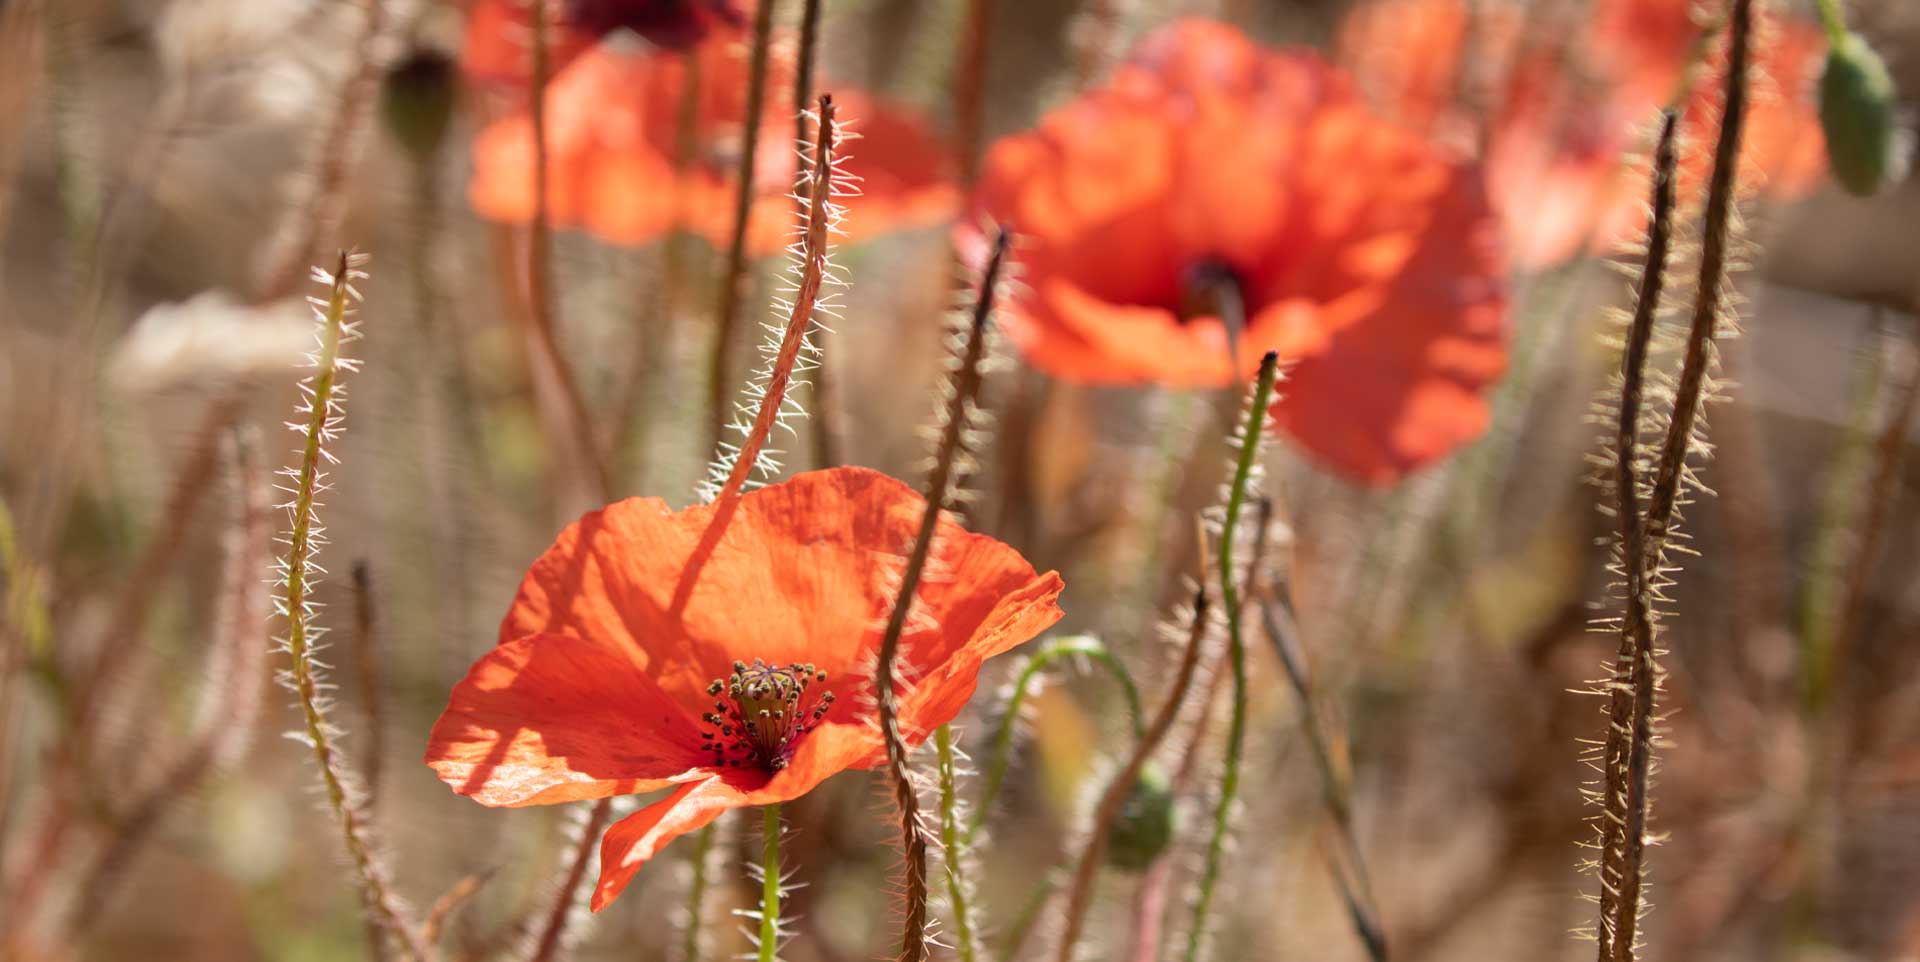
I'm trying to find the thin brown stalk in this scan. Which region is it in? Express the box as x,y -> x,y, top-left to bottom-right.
876,228 -> 1010,962
66,394 -> 241,771
528,798 -> 615,962
65,427 -> 270,933
953,0 -> 993,191
350,561 -> 387,810
1828,311 -> 1920,714
1055,589 -> 1211,962
706,0 -> 782,456
423,870 -> 498,947
1259,591 -> 1387,962
255,0 -> 387,301
523,0 -> 613,503
1595,108 -> 1682,962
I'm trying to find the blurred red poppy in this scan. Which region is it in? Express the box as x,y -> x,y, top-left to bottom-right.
425,466 -> 1064,910
1339,0 -> 1828,266
466,26 -> 957,251
460,0 -> 742,88
968,19 -> 1509,485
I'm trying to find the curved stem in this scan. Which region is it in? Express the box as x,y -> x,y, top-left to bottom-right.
972,634 -> 1144,839
935,725 -> 979,962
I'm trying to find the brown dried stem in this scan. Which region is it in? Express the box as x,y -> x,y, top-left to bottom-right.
255,0 -> 387,301
707,0 -> 782,456
522,0 -> 613,503
1596,107 -> 1682,962
528,798 -> 615,962
876,228 -> 1009,962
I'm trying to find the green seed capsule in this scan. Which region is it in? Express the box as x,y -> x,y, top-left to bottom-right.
1819,31 -> 1909,196
1107,763 -> 1177,871
381,48 -> 458,161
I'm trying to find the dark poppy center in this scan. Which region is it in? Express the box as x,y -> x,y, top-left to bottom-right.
701,659 -> 836,772
1177,257 -> 1249,329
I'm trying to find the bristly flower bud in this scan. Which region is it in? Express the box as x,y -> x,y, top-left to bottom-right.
1106,762 -> 1176,871
381,47 -> 457,160
1819,31 -> 1911,196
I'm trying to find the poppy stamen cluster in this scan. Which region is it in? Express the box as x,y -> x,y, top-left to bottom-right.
700,659 -> 836,772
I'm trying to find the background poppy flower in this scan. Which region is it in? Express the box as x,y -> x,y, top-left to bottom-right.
467,27 -> 958,252
969,19 -> 1509,485
460,0 -> 742,89
423,466 -> 1064,911
1339,0 -> 1830,266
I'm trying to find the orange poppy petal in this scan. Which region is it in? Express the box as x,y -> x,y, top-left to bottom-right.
498,466 -> 1062,721
425,631 -> 711,807
1272,166 -> 1507,484
591,721 -> 876,911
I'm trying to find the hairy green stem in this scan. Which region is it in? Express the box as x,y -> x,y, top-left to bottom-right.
935,725 -> 980,962
758,803 -> 782,962
1184,351 -> 1280,962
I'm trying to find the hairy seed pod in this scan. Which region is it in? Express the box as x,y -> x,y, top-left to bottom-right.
381,48 -> 457,160
1107,763 -> 1177,871
1820,31 -> 1909,196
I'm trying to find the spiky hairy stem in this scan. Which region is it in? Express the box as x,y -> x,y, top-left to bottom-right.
973,634 -> 1145,838
703,95 -> 839,508
1595,109 -> 1682,962
789,0 -> 842,472
755,803 -> 784,962
935,725 -> 981,962
1184,350 -> 1280,962
1644,0 -> 1749,550
707,0 -> 781,456
876,228 -> 1009,962
278,251 -> 428,962
1056,590 -> 1212,962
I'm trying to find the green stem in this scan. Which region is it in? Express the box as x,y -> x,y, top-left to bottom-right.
935,725 -> 979,962
1816,0 -> 1849,46
1184,351 -> 1281,962
972,634 -> 1143,839
758,803 -> 782,962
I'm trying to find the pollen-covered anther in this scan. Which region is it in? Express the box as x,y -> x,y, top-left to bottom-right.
698,659 -> 836,772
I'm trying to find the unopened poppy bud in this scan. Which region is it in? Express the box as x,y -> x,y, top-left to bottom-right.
1107,763 -> 1177,870
1819,31 -> 1910,196
381,47 -> 458,160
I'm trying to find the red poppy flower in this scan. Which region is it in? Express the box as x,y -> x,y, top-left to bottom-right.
424,466 -> 1064,911
1339,0 -> 1828,266
460,0 -> 741,87
968,19 -> 1509,485
467,29 -> 958,252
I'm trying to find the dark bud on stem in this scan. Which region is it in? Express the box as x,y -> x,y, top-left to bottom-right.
1820,31 -> 1910,196
1106,762 -> 1177,871
381,47 -> 458,160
